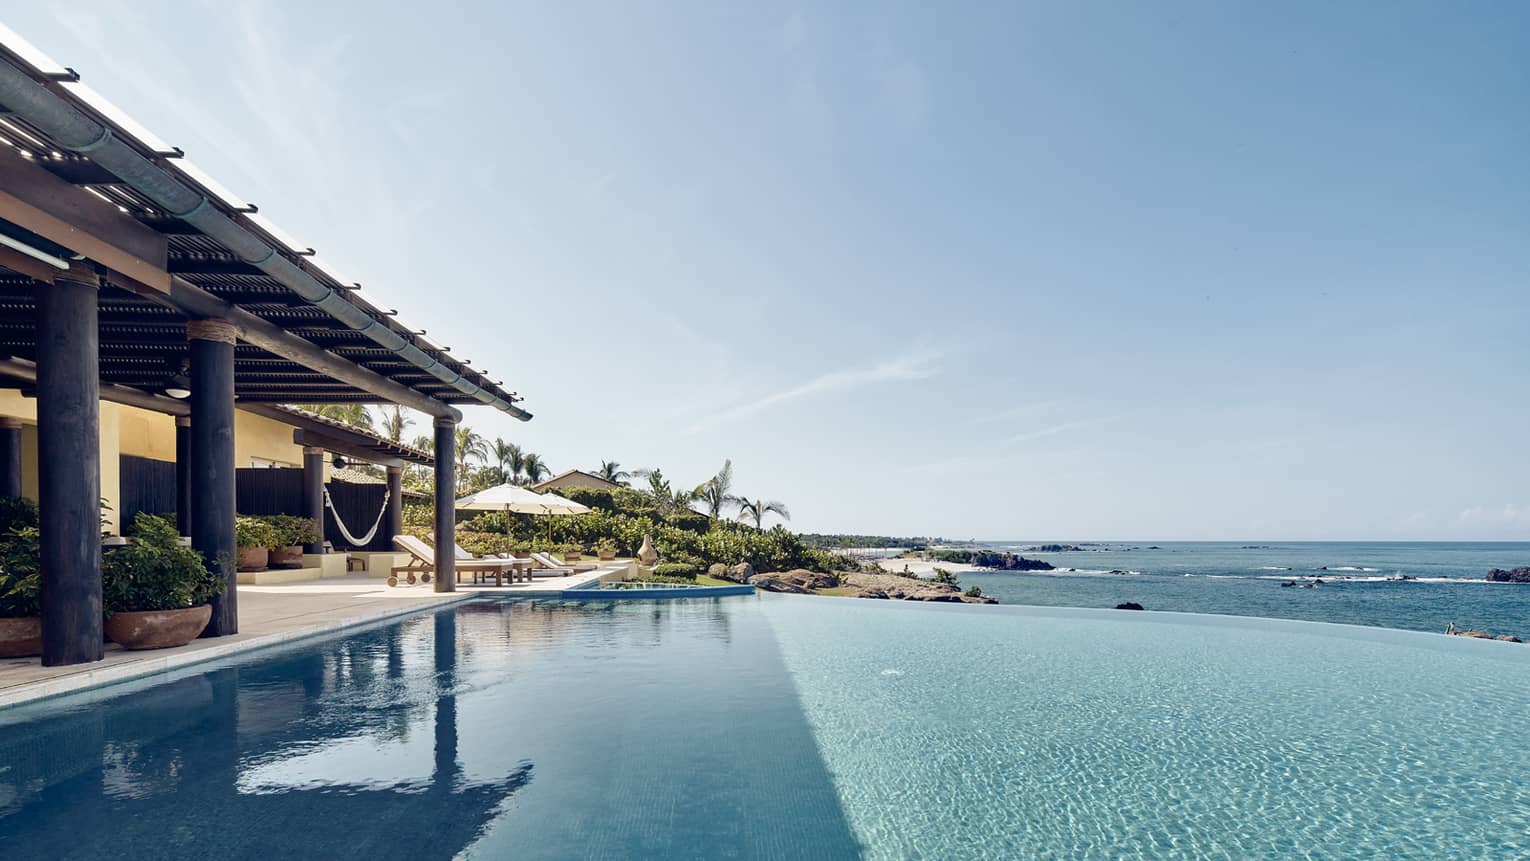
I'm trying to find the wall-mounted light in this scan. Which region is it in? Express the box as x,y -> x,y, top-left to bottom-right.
331,455 -> 349,469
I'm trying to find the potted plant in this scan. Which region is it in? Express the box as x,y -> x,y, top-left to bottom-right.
560,543 -> 584,564
510,540 -> 532,560
595,538 -> 618,561
0,497 -> 41,658
266,515 -> 321,568
235,516 -> 278,571
103,513 -> 224,649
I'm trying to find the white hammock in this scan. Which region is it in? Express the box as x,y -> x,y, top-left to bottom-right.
323,486 -> 390,547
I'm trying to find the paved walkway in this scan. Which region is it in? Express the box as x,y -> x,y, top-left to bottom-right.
0,565 -> 618,709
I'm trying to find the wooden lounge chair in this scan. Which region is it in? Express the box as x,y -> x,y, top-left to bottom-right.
391,535 -> 525,587
530,551 -> 598,576
451,542 -> 533,584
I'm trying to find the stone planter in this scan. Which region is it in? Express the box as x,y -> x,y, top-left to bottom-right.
0,617 -> 42,658
597,549 -> 617,561
512,551 -> 531,560
562,552 -> 583,563
236,546 -> 269,572
105,605 -> 212,650
269,545 -> 305,569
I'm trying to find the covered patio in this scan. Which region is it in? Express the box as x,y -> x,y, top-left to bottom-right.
0,37 -> 530,666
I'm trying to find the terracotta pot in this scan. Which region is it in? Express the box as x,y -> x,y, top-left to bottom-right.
0,617 -> 42,658
563,552 -> 583,563
269,545 -> 305,569
105,605 -> 213,650
597,549 -> 617,561
512,551 -> 531,560
236,546 -> 269,572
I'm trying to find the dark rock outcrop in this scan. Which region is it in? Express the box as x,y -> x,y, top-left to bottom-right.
719,562 -> 755,583
843,571 -> 996,604
1486,567 -> 1530,583
1114,602 -> 1145,611
749,569 -> 839,593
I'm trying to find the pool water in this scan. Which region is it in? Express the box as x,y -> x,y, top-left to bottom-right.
2,595 -> 1528,859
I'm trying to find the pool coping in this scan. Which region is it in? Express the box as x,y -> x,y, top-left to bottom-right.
0,591 -> 483,710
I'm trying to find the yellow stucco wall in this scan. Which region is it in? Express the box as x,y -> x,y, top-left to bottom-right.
0,390 -> 313,532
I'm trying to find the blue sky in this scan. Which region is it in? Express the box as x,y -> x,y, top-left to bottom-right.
6,3 -> 1527,539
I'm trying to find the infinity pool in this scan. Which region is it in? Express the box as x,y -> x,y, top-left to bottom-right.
2,596 -> 1527,859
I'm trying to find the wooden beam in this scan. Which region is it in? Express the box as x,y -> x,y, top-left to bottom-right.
0,147 -> 169,292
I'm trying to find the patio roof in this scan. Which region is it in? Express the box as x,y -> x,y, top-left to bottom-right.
0,29 -> 529,421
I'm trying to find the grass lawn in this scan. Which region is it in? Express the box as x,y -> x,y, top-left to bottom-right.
813,585 -> 860,597
693,573 -> 736,587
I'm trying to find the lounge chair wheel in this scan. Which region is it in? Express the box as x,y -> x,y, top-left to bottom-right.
405,572 -> 417,585
387,575 -> 398,587
420,573 -> 431,584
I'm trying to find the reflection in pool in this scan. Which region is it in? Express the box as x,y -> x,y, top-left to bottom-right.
3,595 -> 1530,859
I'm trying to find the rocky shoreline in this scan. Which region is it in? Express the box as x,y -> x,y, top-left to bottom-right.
708,563 -> 997,604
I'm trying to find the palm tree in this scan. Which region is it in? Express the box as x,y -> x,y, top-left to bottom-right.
521,452 -> 550,486
694,459 -> 740,520
640,469 -> 695,514
595,460 -> 630,485
493,439 -> 522,484
378,405 -> 412,443
297,403 -> 373,430
737,498 -> 790,529
454,425 -> 488,483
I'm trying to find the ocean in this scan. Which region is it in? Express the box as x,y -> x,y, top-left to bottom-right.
958,541 -> 1530,639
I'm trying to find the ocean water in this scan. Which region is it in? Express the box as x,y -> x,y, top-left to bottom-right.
2,599 -> 1530,861
2,595 -> 1529,860
960,541 -> 1530,638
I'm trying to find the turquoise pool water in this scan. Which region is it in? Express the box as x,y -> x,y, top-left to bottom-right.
2,595 -> 1528,859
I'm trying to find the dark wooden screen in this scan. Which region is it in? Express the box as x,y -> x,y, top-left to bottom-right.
234,467 -> 391,551
118,455 -> 177,526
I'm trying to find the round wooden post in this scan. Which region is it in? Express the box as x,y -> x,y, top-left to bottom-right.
433,417 -> 455,592
188,318 -> 238,637
302,446 -> 325,553
35,274 -> 103,666
0,417 -> 21,499
174,416 -> 191,535
385,465 -> 404,547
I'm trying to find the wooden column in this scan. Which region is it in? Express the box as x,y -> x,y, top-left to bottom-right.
189,318 -> 238,638
433,417 -> 455,592
174,416 -> 191,534
35,274 -> 103,666
0,417 -> 21,499
385,465 -> 404,547
302,446 -> 325,553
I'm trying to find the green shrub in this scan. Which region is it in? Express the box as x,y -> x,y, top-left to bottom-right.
652,562 -> 698,579
263,514 -> 322,547
0,525 -> 41,618
103,513 -> 223,612
235,516 -> 280,549
931,567 -> 957,585
0,496 -> 38,536
964,585 -> 984,598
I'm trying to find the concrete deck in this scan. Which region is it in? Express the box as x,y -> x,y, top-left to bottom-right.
0,563 -> 620,710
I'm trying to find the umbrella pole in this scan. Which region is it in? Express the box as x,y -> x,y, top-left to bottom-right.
504,504 -> 512,557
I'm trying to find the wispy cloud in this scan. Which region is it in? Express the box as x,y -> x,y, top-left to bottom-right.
685,347 -> 942,434
1005,416 -> 1119,446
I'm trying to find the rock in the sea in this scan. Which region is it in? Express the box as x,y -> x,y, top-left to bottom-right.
1486,567 -> 1530,583
722,562 -> 755,583
1455,630 -> 1491,639
1496,634 -> 1523,643
853,588 -> 889,599
1114,602 -> 1145,611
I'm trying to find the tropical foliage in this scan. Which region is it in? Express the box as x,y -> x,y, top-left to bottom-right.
737,498 -> 790,530
693,459 -> 739,520
103,513 -> 223,613
595,460 -> 630,485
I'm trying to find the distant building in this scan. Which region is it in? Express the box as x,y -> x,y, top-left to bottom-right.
532,469 -> 622,494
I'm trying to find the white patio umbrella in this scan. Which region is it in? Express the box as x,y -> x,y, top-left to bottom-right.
454,484 -> 590,553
